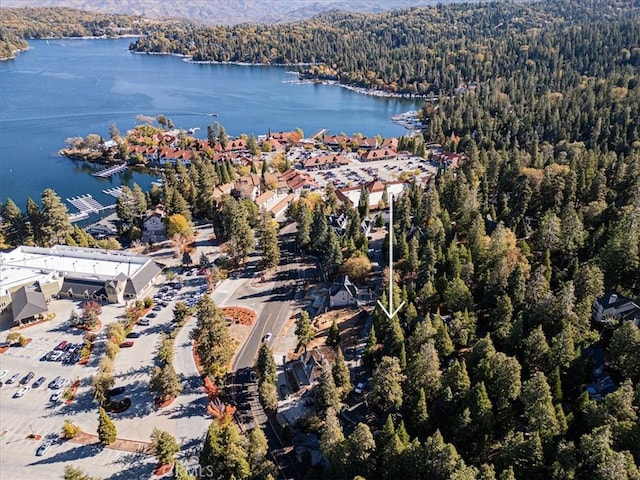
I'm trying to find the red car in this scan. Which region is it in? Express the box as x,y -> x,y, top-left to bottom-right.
54,341 -> 68,351
119,341 -> 134,348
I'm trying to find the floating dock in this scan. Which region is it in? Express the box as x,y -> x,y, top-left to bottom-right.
92,163 -> 127,178
103,186 -> 124,198
66,194 -> 115,217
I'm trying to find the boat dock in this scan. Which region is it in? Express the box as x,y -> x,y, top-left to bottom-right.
67,194 -> 115,217
92,163 -> 127,178
103,186 -> 124,198
312,128 -> 329,139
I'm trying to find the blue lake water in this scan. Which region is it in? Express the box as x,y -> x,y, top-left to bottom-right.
0,38 -> 421,212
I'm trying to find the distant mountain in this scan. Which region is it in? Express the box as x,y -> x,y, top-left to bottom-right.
0,0 -> 480,25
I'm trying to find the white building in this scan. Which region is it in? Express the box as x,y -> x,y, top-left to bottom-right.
0,245 -> 162,323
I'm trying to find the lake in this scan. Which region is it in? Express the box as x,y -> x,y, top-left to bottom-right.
0,38 -> 422,213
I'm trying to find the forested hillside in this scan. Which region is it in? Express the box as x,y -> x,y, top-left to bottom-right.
128,0 -> 639,95
0,7 -> 170,59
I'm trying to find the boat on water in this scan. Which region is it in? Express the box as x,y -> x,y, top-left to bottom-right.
187,127 -> 200,134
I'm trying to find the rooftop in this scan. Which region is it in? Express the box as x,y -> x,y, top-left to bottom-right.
0,245 -> 149,297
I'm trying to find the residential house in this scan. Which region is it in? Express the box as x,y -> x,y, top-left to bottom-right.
233,174 -> 262,200
381,137 -> 399,151
323,134 -> 350,150
255,190 -> 277,211
142,204 -> 167,243
288,345 -> 337,389
329,275 -> 374,308
592,292 -> 640,326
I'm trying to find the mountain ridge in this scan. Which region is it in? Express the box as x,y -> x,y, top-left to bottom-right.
0,0 -> 482,25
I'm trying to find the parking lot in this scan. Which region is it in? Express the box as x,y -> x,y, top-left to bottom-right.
0,272 -> 211,479
287,147 -> 438,190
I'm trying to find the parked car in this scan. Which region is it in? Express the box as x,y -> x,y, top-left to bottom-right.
49,376 -> 66,389
138,318 -> 151,326
0,370 -> 8,379
49,350 -> 64,361
14,386 -> 30,398
7,373 -> 20,384
126,332 -> 140,339
36,440 -> 52,456
152,305 -> 162,311
147,312 -> 157,318
20,372 -> 35,385
354,382 -> 365,395
107,386 -> 126,397
50,391 -> 62,402
119,341 -> 134,348
32,376 -> 46,388
54,341 -> 68,351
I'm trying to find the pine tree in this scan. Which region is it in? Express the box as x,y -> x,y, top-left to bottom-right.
332,347 -> 352,395
371,356 -> 405,413
258,209 -> 280,270
326,320 -> 341,348
97,406 -> 117,445
63,465 -> 101,480
295,200 -> 312,249
255,342 -> 278,385
316,367 -> 340,417
191,296 -> 235,381
295,310 -> 314,351
151,428 -> 180,466
1,198 -> 26,246
521,372 -> 559,439
346,422 -> 375,479
39,188 -> 72,246
320,407 -> 346,475
199,421 -> 249,479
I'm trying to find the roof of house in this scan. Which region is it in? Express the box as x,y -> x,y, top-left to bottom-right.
596,291 -> 637,310
124,261 -> 162,296
255,190 -> 275,208
11,285 -> 48,322
329,275 -> 359,297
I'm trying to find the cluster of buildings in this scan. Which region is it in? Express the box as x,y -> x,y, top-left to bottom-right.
0,245 -> 162,324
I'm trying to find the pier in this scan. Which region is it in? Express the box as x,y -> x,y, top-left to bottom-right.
66,195 -> 115,221
92,163 -> 127,178
103,186 -> 124,198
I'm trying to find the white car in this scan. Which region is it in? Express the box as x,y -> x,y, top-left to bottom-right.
0,370 -> 8,379
262,333 -> 272,343
50,391 -> 62,403
36,440 -> 52,456
14,386 -> 30,398
354,382 -> 365,395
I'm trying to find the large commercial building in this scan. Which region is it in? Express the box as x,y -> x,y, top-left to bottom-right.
0,245 -> 162,324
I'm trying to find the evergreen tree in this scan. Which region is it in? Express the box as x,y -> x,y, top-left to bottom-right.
332,347 -> 352,396
258,209 -> 280,270
199,420 -> 250,480
150,428 -> 180,466
1,198 -> 26,246
97,407 -> 117,445
320,407 -> 346,475
316,367 -> 340,417
295,200 -> 312,249
294,310 -> 314,352
346,422 -> 376,479
63,466 -> 101,480
321,227 -> 343,279
358,185 -> 370,219
326,320 -> 341,348
39,188 -> 72,246
371,356 -> 405,414
521,372 -> 559,439
191,296 -> 235,381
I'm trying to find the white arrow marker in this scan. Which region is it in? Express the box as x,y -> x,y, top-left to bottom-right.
377,195 -> 404,320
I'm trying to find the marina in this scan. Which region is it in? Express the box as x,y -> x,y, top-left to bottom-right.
67,194 -> 114,215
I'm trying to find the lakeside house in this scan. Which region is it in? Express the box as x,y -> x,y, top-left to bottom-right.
142,204 -> 167,243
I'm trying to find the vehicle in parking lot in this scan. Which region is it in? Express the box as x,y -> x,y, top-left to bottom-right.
120,341 -> 134,348
7,373 -> 20,384
49,376 -> 67,389
50,391 -> 61,402
152,305 -> 162,311
32,376 -> 46,388
147,312 -> 157,318
14,386 -> 30,397
0,370 -> 8,379
54,341 -> 68,351
20,372 -> 35,385
107,386 -> 126,397
36,440 -> 52,456
126,332 -> 140,338
49,350 -> 64,361
354,382 -> 365,395
138,318 -> 151,326
262,333 -> 272,343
